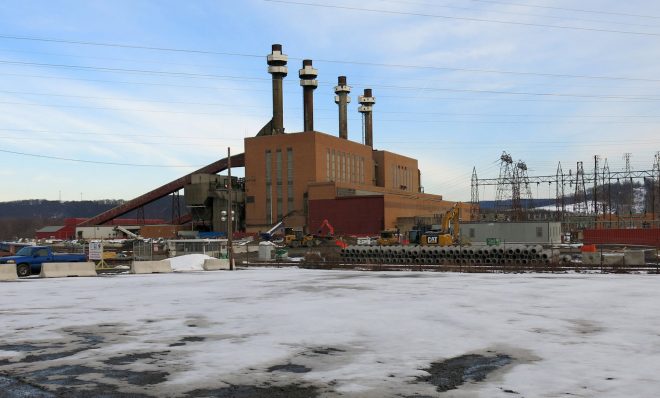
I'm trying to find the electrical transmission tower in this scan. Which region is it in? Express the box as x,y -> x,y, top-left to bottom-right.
512,161 -> 532,221
470,167 -> 480,221
555,162 -> 565,220
574,161 -> 589,214
593,155 -> 599,217
602,158 -> 611,222
653,152 -> 660,222
495,152 -> 514,216
623,153 -> 634,219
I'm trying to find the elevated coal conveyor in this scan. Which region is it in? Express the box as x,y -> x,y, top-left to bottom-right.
79,153 -> 245,227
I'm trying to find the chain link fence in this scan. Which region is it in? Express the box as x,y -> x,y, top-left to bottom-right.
133,239 -> 228,261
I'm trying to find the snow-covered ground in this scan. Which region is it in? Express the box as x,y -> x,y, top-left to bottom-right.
1,269 -> 659,397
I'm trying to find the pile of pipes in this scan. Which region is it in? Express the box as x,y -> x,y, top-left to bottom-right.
340,244 -> 556,265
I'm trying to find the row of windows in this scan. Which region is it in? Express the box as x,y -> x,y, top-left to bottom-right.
326,149 -> 365,184
265,148 -> 294,223
392,164 -> 412,192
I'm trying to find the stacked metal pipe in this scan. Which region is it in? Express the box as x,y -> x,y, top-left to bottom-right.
340,244 -> 556,265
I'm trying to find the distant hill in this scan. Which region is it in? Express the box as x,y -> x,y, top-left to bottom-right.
479,180 -> 656,213
478,198 -> 555,210
0,195 -> 184,240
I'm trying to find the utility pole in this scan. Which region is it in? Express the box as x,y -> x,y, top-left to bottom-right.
227,147 -> 234,271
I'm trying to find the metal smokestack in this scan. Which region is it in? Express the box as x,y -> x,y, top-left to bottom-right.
267,44 -> 288,135
334,76 -> 351,139
299,59 -> 318,132
358,88 -> 375,147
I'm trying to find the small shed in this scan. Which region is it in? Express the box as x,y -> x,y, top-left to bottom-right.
460,222 -> 562,244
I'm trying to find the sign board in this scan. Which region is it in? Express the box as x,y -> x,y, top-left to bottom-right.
89,241 -> 103,260
486,238 -> 500,246
357,237 -> 372,246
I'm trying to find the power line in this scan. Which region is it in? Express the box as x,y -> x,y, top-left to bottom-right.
465,0 -> 660,20
0,135 -> 243,147
2,127 -> 658,146
4,100 -> 660,124
0,60 -> 269,82
3,71 -> 659,104
1,34 -> 659,83
0,34 -> 264,58
0,72 -> 271,92
374,0 -> 660,28
2,135 -> 655,153
0,148 -> 206,167
3,60 -> 660,100
0,127 -> 245,141
4,90 -> 660,118
262,0 -> 660,37
7,47 -> 660,91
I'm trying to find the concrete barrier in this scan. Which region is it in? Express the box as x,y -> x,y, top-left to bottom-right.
40,262 -> 97,278
581,253 -> 601,265
0,264 -> 18,281
203,258 -> 230,271
131,260 -> 173,274
602,253 -> 624,266
624,250 -> 645,266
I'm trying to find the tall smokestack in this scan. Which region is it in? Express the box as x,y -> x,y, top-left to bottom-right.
334,76 -> 351,139
299,59 -> 318,132
358,88 -> 375,147
267,44 -> 288,135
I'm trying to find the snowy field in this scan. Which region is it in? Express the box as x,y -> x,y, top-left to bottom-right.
1,268 -> 659,397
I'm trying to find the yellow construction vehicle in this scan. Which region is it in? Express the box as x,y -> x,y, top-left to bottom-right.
284,227 -> 317,248
377,229 -> 400,246
420,204 -> 461,246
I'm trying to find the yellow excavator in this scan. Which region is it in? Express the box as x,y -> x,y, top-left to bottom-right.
420,204 -> 461,246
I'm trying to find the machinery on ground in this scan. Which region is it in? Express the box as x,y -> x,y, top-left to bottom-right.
284,227 -> 316,248
411,204 -> 461,246
285,219 -> 337,248
313,219 -> 335,241
377,229 -> 400,246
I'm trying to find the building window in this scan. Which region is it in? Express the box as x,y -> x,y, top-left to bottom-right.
469,228 -> 475,238
360,157 -> 364,184
342,153 -> 347,182
326,149 -> 331,182
339,152 -> 344,182
350,154 -> 355,182
265,150 -> 272,224
331,149 -> 336,181
287,148 -> 294,213
276,149 -> 282,220
536,226 -> 543,238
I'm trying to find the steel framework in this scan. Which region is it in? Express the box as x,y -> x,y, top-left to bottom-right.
472,152 -> 658,225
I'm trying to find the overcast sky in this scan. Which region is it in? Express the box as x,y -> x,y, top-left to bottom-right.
0,0 -> 659,202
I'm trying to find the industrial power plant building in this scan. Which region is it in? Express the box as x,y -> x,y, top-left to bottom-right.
75,44 -> 471,238
243,44 -> 469,235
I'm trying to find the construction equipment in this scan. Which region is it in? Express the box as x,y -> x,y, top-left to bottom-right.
419,204 -> 461,246
313,219 -> 335,240
377,229 -> 400,246
260,220 -> 285,241
284,227 -> 316,248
